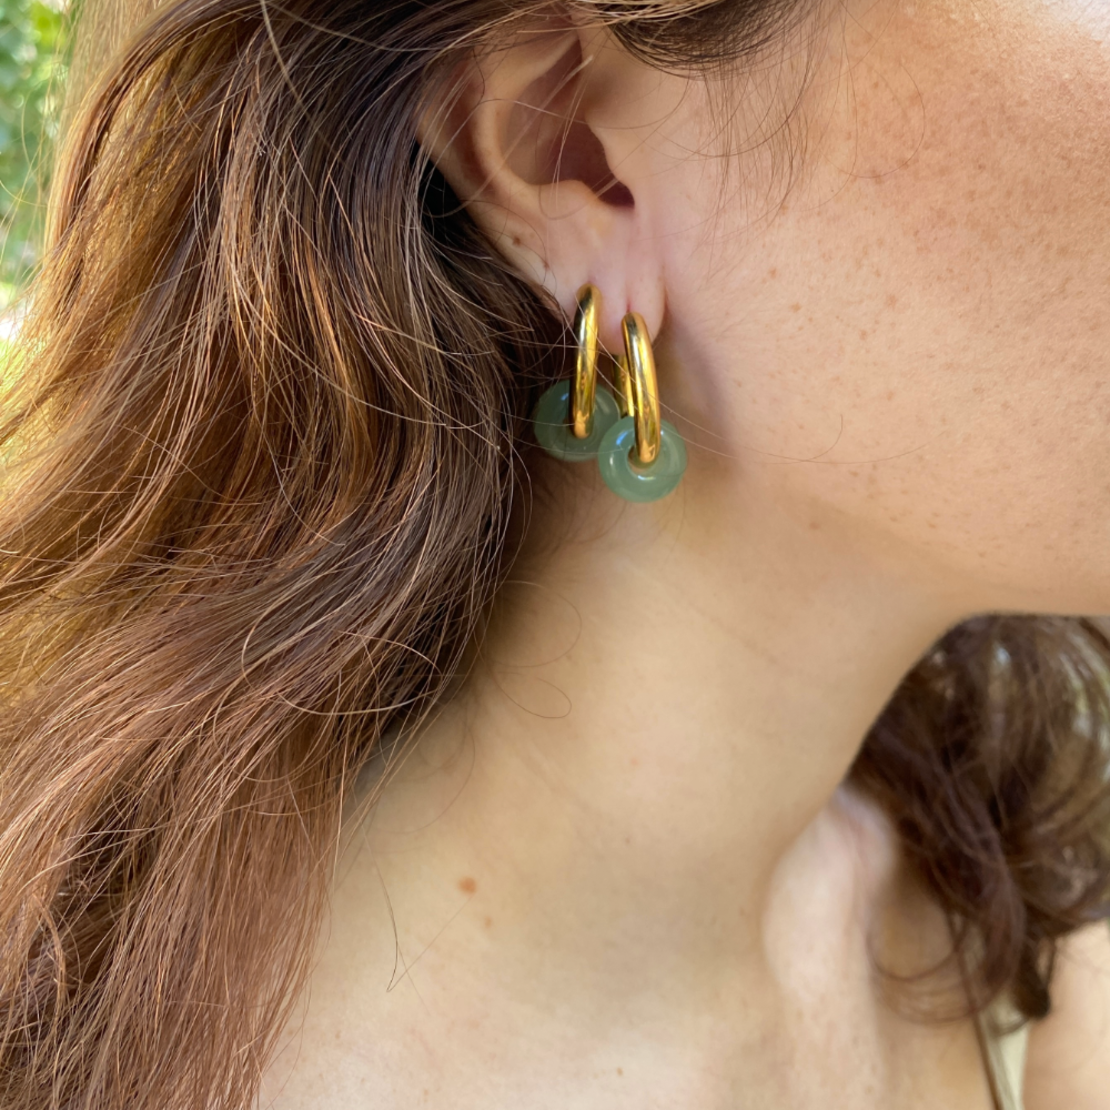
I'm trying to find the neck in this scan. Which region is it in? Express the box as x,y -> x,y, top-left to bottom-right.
356,451 -> 967,1017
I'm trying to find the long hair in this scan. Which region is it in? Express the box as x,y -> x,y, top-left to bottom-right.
0,1 -> 1107,1107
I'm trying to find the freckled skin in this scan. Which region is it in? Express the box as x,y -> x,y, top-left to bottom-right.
653,0 -> 1110,615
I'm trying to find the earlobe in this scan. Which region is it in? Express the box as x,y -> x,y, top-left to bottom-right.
416,20 -> 663,347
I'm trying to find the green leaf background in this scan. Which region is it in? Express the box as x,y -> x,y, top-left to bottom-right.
0,0 -> 68,318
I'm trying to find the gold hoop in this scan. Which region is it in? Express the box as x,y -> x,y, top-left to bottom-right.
571,284 -> 601,439
618,312 -> 661,466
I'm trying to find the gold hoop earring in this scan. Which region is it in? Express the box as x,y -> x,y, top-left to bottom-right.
597,312 -> 687,502
532,284 -> 620,461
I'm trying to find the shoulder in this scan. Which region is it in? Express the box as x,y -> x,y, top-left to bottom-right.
761,780 -> 921,991
1023,921 -> 1110,1110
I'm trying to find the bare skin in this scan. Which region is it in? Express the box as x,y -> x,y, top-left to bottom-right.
259,0 -> 1110,1105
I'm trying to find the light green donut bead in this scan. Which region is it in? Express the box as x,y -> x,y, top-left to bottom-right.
597,416 -> 687,502
532,379 -> 620,461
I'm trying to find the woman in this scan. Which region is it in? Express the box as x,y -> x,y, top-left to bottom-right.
1,0 -> 1108,1106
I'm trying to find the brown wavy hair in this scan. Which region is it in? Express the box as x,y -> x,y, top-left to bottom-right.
0,1 -> 1108,1107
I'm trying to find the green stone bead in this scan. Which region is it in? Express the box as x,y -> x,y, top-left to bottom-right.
532,379 -> 620,461
597,416 -> 687,502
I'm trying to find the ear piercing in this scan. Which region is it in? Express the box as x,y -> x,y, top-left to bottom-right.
532,284 -> 687,502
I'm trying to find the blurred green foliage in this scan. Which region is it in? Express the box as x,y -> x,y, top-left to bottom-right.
0,0 -> 68,311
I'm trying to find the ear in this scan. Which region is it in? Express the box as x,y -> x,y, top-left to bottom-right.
418,17 -> 671,351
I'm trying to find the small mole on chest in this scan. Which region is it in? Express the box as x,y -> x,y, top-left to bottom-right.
458,876 -> 477,894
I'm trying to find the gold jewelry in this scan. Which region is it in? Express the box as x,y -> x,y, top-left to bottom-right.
531,285 -> 620,461
571,283 -> 601,439
617,311 -> 661,466
598,312 -> 687,502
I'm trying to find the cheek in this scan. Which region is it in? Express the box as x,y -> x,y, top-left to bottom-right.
673,0 -> 1110,610
1040,0 -> 1110,39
